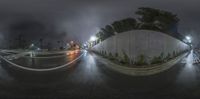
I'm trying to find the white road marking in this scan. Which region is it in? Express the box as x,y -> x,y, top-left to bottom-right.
0,53 -> 84,72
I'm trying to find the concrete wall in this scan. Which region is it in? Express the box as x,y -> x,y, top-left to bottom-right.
92,30 -> 189,62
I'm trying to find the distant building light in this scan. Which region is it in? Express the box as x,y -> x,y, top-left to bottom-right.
30,44 -> 34,47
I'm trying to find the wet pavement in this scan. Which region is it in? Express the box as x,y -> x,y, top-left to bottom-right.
11,53 -> 80,69
0,51 -> 199,99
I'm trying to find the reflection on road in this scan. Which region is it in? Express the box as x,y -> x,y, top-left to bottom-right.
69,52 -> 104,84
176,50 -> 199,88
0,50 -> 200,98
3,51 -> 82,69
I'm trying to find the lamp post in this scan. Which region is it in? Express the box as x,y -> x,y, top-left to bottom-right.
186,36 -> 192,49
90,36 -> 97,42
89,36 -> 97,47
186,36 -> 191,43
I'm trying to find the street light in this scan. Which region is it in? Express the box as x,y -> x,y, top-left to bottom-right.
186,36 -> 192,43
90,36 -> 97,42
37,48 -> 41,51
89,36 -> 98,48
30,43 -> 34,47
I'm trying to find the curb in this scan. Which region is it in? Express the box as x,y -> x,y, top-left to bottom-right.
95,52 -> 188,76
0,53 -> 84,72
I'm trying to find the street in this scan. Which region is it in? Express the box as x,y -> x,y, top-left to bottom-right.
0,51 -> 199,98
0,0 -> 199,99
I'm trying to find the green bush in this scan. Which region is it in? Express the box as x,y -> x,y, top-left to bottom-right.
151,56 -> 163,64
101,50 -> 107,57
100,50 -> 103,54
101,51 -> 104,55
123,51 -> 129,63
160,52 -> 164,59
104,51 -> 107,56
176,51 -> 181,56
118,51 -> 130,64
165,53 -> 171,60
115,53 -> 119,57
130,60 -> 134,65
173,51 -> 176,57
135,54 -> 147,66
108,52 -> 115,60
151,52 -> 165,64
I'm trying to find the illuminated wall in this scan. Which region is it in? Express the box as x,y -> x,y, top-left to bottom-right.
92,30 -> 189,62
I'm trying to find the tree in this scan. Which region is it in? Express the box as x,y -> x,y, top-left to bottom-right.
135,7 -> 159,23
101,25 -> 115,38
155,11 -> 179,33
120,18 -> 137,31
104,25 -> 115,35
99,30 -> 109,41
95,32 -> 102,43
135,7 -> 179,33
111,18 -> 137,33
112,21 -> 122,33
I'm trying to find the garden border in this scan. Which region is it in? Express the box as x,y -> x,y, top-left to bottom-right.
94,52 -> 188,76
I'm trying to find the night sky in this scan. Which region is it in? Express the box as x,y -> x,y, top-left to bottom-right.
0,0 -> 199,47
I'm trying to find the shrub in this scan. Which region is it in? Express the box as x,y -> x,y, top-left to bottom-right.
160,52 -> 164,60
151,52 -> 165,64
165,53 -> 171,60
123,51 -> 129,63
176,51 -> 181,56
104,51 -> 107,56
151,56 -> 163,64
108,52 -> 115,60
135,54 -> 147,66
115,53 -> 119,57
118,51 -> 130,64
101,51 -> 107,57
100,50 -> 103,54
173,51 -> 176,57
130,60 -> 134,65
101,51 -> 104,55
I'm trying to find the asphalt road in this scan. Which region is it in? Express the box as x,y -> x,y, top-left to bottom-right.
0,51 -> 200,99
10,53 -> 80,69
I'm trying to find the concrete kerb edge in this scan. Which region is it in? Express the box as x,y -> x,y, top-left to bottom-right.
0,52 -> 84,72
95,52 -> 188,76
